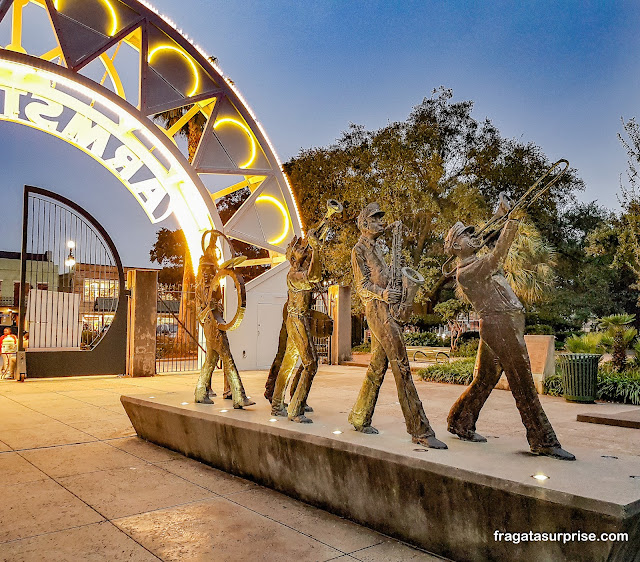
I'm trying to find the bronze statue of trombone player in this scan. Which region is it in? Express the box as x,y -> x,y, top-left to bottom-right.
444,160 -> 575,461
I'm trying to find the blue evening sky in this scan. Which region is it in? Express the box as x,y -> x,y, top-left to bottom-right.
0,0 -> 638,266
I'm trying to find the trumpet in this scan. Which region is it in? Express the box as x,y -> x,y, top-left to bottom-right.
315,199 -> 344,241
442,158 -> 569,276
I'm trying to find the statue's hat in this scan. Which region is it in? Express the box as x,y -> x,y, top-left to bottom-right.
444,222 -> 475,254
357,202 -> 385,229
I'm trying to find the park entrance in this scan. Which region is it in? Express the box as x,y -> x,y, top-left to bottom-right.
16,185 -> 127,378
0,0 -> 303,371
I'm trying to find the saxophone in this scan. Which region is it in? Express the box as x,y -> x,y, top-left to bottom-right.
389,221 -> 425,324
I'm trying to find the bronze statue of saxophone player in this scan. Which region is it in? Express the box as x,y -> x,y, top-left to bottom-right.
194,230 -> 255,409
445,187 -> 575,461
349,202 -> 447,449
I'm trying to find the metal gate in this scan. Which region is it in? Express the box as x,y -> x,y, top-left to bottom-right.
156,283 -> 200,373
313,290 -> 332,364
17,186 -> 127,378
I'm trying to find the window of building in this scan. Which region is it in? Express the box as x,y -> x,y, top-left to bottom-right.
83,280 -> 118,302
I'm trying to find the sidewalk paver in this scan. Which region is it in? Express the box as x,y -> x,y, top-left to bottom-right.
3,364 -> 636,561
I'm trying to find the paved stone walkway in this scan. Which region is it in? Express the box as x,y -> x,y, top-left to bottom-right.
0,366 -> 637,561
0,369 -> 448,562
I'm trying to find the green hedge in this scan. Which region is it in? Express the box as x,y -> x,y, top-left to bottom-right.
403,332 -> 443,346
545,368 -> 640,404
421,360 -> 640,405
417,358 -> 475,385
451,338 -> 479,357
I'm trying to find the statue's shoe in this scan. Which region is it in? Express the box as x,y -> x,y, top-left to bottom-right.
289,414 -> 313,423
531,446 -> 576,461
353,425 -> 379,434
194,394 -> 214,404
233,397 -> 256,409
412,435 -> 448,449
223,391 -> 232,400
447,426 -> 487,442
271,407 -> 288,417
304,404 -> 314,413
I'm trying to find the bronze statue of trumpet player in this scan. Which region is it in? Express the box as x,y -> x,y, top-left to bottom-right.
265,199 -> 342,407
194,230 -> 255,409
445,160 -> 575,461
349,202 -> 447,449
269,200 -> 341,422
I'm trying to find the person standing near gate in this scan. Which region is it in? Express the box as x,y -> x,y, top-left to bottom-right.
1,328 -> 18,380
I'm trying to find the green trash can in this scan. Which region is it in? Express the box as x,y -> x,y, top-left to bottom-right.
557,353 -> 601,403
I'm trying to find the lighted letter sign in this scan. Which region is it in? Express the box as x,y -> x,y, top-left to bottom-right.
0,57 -> 216,268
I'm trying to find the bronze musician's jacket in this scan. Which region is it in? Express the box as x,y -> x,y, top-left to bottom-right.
352,236 -> 389,306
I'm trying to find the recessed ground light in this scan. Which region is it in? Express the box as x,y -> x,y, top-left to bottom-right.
269,418 -> 278,422
181,402 -> 189,405
332,430 -> 342,435
413,448 -> 428,452
631,475 -> 640,479
220,409 -> 228,413
148,396 -> 155,399
601,455 -> 618,459
532,473 -> 549,481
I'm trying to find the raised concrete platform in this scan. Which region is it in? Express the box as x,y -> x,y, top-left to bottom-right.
121,392 -> 640,562
578,408 -> 640,430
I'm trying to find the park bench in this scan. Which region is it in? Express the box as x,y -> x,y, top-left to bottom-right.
412,349 -> 450,364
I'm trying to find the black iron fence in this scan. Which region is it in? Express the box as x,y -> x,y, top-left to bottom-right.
156,283 -> 200,373
313,290 -> 332,364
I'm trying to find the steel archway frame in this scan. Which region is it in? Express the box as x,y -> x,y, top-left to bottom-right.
0,0 -> 303,269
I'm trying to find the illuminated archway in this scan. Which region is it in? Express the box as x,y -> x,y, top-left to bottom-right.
0,0 -> 303,270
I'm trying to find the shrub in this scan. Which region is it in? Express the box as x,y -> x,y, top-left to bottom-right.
565,332 -> 603,354
599,314 -> 636,372
458,331 -> 479,342
403,332 -> 442,346
545,363 -> 640,405
452,338 -> 479,357
526,324 -> 554,335
596,363 -> 640,404
543,374 -> 563,397
417,358 -> 475,385
352,342 -> 371,353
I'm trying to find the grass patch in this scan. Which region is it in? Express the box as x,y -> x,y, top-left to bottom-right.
351,342 -> 371,353
417,358 -> 475,385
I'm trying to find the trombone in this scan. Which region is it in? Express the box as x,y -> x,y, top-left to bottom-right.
441,158 -> 569,276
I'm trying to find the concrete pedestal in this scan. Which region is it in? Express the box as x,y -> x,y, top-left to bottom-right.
495,335 -> 555,394
121,392 -> 639,562
329,284 -> 352,364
